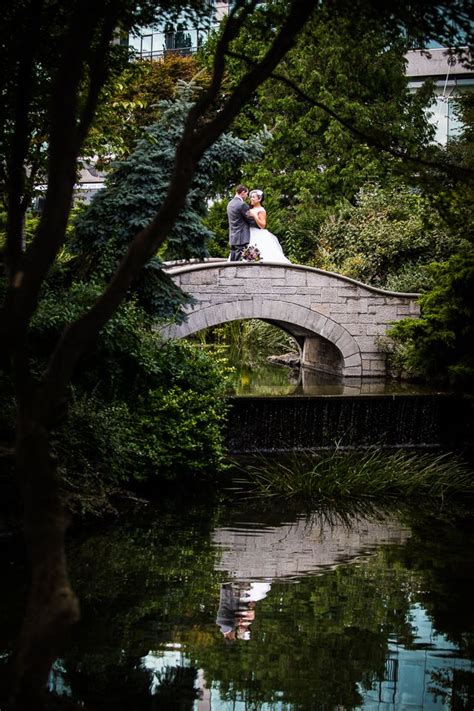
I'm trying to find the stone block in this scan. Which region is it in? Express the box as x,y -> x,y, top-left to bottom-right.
328,312 -> 360,324
370,358 -> 386,372
366,324 -> 387,336
321,287 -> 342,303
336,285 -> 359,300
306,273 -> 335,288
180,270 -> 217,285
352,336 -> 378,351
344,297 -> 368,313
268,286 -> 298,295
244,278 -> 275,293
238,301 -> 256,319
395,305 -> 412,315
346,324 -> 367,336
219,278 -> 246,289
374,306 -> 398,323
367,294 -> 390,309
344,352 -> 362,367
334,332 -> 358,357
298,287 -> 322,296
305,311 -> 328,333
310,303 -> 330,315
272,271 -> 307,286
327,302 -> 349,313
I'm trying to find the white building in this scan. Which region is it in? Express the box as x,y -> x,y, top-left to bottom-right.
406,47 -> 473,145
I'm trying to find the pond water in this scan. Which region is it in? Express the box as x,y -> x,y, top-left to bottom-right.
227,363 -> 447,397
1,491 -> 473,710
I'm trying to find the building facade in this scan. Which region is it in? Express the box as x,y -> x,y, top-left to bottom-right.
128,1 -> 231,60
406,47 -> 473,145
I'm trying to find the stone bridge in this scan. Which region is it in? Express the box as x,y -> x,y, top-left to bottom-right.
161,259 -> 420,378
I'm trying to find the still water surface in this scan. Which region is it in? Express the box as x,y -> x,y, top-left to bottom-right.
2,493 -> 473,709
228,363 -> 446,397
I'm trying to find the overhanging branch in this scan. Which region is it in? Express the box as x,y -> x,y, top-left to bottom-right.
227,50 -> 474,181
41,0 -> 319,419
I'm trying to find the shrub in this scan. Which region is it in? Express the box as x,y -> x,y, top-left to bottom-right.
315,184 -> 459,289
386,247 -> 474,389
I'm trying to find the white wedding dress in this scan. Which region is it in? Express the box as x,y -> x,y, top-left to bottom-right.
249,208 -> 290,263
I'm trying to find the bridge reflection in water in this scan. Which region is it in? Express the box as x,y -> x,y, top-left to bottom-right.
229,363 -> 440,398
212,510 -> 411,580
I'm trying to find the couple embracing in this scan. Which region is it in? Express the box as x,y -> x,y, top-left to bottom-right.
227,185 -> 290,264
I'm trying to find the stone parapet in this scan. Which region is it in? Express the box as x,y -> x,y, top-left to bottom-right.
161,262 -> 420,377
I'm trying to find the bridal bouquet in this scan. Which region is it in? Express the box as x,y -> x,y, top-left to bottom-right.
241,245 -> 261,262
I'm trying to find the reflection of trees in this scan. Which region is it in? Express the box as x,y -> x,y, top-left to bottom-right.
430,668 -> 474,709
57,506 -> 421,708
60,503 -> 223,708
2,503 -> 473,708
390,510 -> 474,659
189,551 -> 418,708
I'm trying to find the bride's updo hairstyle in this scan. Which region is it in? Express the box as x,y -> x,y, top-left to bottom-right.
249,189 -> 264,204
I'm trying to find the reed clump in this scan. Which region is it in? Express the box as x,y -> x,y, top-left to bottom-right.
240,448 -> 474,503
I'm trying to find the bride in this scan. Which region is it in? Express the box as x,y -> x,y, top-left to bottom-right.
246,189 -> 291,263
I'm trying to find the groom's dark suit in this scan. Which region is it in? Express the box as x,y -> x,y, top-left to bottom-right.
227,194 -> 254,261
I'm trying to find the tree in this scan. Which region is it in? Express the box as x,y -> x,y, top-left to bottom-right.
384,93 -> 474,389
0,1 -> 472,707
200,1 -> 473,263
0,1 -> 320,706
83,53 -> 210,166
72,83 -> 266,308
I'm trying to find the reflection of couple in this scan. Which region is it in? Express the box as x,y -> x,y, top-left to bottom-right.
227,184 -> 290,263
216,581 -> 271,642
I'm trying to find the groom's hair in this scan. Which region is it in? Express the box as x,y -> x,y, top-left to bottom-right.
236,184 -> 248,195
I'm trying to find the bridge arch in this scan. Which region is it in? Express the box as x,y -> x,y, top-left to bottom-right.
160,261 -> 420,378
161,297 -> 359,375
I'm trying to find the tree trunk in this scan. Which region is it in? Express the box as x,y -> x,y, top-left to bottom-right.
9,409 -> 80,709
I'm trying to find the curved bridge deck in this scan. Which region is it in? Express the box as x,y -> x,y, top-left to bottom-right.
161,260 -> 420,378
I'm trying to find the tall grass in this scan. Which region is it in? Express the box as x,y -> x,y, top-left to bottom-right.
237,448 -> 474,504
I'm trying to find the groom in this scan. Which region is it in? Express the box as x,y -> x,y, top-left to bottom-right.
227,184 -> 254,261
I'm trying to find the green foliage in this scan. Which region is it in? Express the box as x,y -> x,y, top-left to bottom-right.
54,394 -> 136,517
84,54 -> 208,166
204,200 -> 230,257
130,384 -> 228,476
49,355 -> 230,516
197,319 -> 297,370
314,183 -> 459,288
199,5 -> 438,265
386,248 -> 474,389
72,83 -> 265,316
0,271 -> 232,508
378,90 -> 474,389
384,262 -> 436,293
